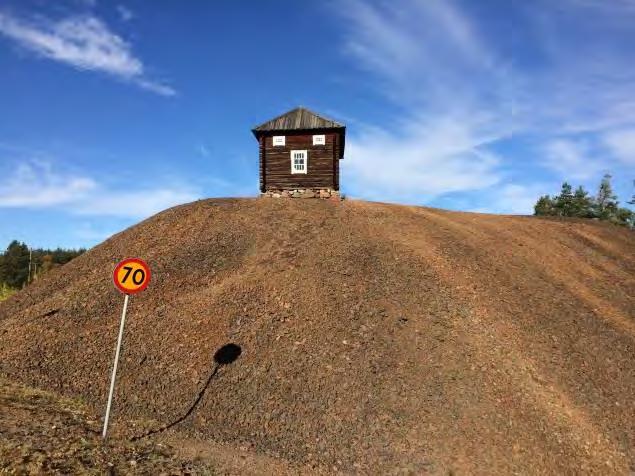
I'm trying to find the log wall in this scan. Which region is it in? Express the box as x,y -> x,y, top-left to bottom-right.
259,130 -> 342,191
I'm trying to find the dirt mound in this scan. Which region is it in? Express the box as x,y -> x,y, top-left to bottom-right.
1,198 -> 634,474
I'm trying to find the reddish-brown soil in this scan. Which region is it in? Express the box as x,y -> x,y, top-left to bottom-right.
0,375 -> 209,474
0,198 -> 633,474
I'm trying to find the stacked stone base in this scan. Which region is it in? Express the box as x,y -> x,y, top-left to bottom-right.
261,188 -> 341,200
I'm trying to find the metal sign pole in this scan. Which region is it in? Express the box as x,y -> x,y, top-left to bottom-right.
102,293 -> 130,439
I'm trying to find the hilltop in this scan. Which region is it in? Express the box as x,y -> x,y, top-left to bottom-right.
0,198 -> 633,474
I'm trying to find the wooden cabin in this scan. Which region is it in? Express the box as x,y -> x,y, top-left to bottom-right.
252,107 -> 345,198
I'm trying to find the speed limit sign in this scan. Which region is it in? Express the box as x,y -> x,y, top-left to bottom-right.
103,257 -> 151,440
113,258 -> 150,294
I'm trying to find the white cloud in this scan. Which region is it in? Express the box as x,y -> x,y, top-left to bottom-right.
343,114 -> 504,202
338,0 -> 513,202
603,129 -> 635,165
0,161 -> 96,207
0,161 -> 199,218
520,0 -> 635,134
470,183 -> 549,215
116,5 -> 134,22
340,0 -> 506,111
73,188 -> 197,217
0,11 -> 175,96
543,139 -> 607,180
336,0 -> 635,208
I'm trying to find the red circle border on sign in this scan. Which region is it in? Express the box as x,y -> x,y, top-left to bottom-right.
113,258 -> 151,295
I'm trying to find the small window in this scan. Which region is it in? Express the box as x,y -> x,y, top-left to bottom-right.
291,150 -> 307,174
313,134 -> 326,145
273,136 -> 285,146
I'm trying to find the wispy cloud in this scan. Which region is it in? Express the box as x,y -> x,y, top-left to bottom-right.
0,161 -> 198,218
542,139 -> 607,181
339,0 -> 507,111
0,11 -> 175,96
73,188 -> 197,217
603,129 -> 635,166
344,114 -> 504,203
0,161 -> 96,207
519,0 -> 635,134
116,5 -> 134,22
337,0 -> 635,209
470,183 -> 552,215
338,0 -> 514,203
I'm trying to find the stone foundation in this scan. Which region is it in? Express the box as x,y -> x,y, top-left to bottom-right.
261,188 -> 341,200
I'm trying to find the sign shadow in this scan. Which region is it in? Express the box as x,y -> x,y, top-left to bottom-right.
131,343 -> 242,441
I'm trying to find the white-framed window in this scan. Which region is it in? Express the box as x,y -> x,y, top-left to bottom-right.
291,150 -> 308,174
273,135 -> 285,146
313,134 -> 326,145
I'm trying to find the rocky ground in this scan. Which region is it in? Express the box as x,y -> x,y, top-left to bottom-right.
0,198 -> 633,474
0,375 -> 208,474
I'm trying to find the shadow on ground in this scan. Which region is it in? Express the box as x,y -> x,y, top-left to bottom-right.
132,343 -> 242,441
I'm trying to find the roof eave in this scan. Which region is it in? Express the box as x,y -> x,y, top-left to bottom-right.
252,126 -> 344,139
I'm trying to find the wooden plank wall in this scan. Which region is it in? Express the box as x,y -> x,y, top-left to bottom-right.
261,130 -> 341,190
333,132 -> 339,190
259,136 -> 266,192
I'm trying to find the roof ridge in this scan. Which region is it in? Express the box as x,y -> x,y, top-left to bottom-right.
252,106 -> 344,133
298,106 -> 343,126
256,106 -> 302,129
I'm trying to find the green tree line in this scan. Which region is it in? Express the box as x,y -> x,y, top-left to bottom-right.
534,174 -> 634,227
0,240 -> 85,291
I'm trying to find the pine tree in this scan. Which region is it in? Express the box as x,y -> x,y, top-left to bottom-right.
534,195 -> 555,216
615,207 -> 634,228
533,175 -> 634,227
572,186 -> 593,218
0,241 -> 30,288
593,174 -> 619,220
554,182 -> 574,216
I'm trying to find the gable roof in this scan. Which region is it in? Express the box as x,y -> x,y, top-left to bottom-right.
252,107 -> 345,135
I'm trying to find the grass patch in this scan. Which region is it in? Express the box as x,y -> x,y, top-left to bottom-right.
0,283 -> 15,302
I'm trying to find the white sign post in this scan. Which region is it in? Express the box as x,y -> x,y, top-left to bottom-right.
102,258 -> 151,440
102,293 -> 129,439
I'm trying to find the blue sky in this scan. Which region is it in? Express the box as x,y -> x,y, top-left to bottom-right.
0,0 -> 634,249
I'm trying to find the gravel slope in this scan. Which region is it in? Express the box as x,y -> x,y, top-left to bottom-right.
0,376 -> 209,474
1,198 -> 633,474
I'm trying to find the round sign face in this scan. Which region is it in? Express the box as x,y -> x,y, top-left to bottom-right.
113,258 -> 151,295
